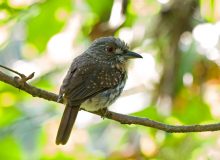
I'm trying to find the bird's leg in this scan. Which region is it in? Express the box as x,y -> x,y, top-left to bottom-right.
99,107 -> 109,119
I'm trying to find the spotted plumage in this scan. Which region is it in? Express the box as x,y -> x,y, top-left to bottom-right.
56,36 -> 142,145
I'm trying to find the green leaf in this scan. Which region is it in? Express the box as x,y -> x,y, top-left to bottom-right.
173,90 -> 212,124
132,105 -> 163,121
26,0 -> 72,52
175,41 -> 200,94
159,134 -> 202,160
200,0 -> 215,22
0,136 -> 22,160
0,107 -> 21,126
41,152 -> 76,160
86,0 -> 113,21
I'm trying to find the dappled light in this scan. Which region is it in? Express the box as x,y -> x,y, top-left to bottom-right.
1,0 -> 220,159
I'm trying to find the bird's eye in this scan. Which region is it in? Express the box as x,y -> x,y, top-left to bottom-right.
106,46 -> 114,53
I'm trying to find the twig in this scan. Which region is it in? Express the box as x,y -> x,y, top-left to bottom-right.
0,64 -> 25,78
1,69 -> 220,133
0,64 -> 35,85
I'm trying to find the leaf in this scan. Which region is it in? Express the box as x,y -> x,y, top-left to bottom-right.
0,107 -> 21,126
132,105 -> 164,121
41,152 -> 76,160
199,0 -> 216,22
26,0 -> 72,52
175,41 -> 201,94
173,88 -> 212,124
86,0 -> 113,21
0,136 -> 22,159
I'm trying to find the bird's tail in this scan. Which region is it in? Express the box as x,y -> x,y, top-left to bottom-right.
56,104 -> 80,145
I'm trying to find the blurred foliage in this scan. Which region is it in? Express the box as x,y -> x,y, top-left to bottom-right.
26,0 -> 72,52
1,0 -> 220,159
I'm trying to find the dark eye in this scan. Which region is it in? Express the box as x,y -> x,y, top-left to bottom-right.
106,46 -> 114,53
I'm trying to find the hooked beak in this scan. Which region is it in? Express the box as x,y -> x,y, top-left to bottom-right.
124,51 -> 143,59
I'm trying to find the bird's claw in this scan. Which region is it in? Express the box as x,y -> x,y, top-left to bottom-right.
57,95 -> 63,103
100,108 -> 109,119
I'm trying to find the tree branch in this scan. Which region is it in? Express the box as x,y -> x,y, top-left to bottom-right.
1,69 -> 220,133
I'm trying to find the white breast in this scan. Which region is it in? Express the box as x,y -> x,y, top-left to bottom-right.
80,80 -> 126,111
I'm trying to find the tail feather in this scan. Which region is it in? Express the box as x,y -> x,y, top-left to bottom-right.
56,105 -> 80,145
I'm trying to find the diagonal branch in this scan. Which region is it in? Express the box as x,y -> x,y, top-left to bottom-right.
1,69 -> 220,133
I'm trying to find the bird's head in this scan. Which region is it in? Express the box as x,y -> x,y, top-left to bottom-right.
85,37 -> 142,64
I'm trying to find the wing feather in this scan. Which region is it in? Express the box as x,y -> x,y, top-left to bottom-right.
58,56 -> 124,106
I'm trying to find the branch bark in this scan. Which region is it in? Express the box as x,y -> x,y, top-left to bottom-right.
1,69 -> 220,133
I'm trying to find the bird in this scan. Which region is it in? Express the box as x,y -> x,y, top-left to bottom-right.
56,36 -> 142,145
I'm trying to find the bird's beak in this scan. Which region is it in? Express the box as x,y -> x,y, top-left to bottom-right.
124,51 -> 143,59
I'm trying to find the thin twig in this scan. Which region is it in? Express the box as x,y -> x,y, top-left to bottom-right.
0,64 -> 35,84
0,64 -> 25,78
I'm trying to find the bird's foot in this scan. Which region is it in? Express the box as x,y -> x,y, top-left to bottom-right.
99,108 -> 109,119
57,95 -> 63,103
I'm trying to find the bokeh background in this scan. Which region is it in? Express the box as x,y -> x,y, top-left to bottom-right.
1,0 -> 220,159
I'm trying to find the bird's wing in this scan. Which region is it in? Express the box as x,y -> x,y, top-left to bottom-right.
59,57 -> 124,105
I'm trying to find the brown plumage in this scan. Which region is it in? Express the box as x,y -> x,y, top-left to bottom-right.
56,37 -> 142,145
